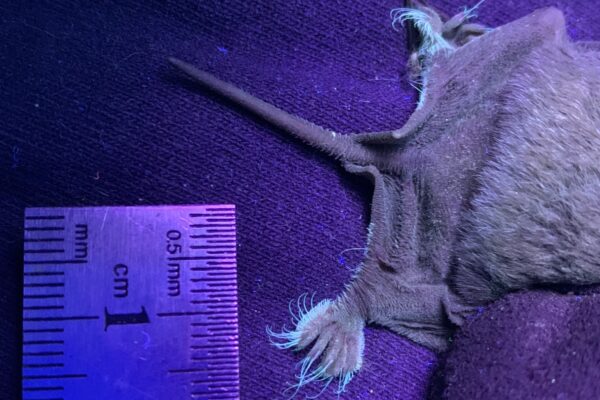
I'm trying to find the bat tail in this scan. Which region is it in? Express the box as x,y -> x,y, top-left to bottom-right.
169,57 -> 369,162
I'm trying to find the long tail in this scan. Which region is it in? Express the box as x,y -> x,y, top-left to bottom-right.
169,57 -> 373,163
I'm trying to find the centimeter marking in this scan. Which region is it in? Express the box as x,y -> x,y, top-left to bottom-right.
22,205 -> 239,400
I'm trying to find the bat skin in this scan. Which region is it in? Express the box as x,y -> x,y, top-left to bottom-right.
170,1 -> 600,395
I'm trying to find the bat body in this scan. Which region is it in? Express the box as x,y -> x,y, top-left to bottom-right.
170,2 -> 600,396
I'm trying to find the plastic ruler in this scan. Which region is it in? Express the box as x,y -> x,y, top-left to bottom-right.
21,205 -> 239,400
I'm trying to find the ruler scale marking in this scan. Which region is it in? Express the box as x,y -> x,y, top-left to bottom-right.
23,271 -> 65,276
25,227 -> 66,232
24,294 -> 64,299
23,351 -> 64,356
22,386 -> 64,391
23,363 -> 65,368
24,328 -> 64,333
22,205 -> 239,399
24,260 -> 87,265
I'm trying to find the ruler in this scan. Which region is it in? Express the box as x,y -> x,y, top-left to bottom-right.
21,205 -> 239,400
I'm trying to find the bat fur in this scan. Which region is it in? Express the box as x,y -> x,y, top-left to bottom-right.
169,0 -> 600,396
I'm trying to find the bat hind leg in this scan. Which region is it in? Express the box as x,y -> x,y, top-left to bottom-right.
267,293 -> 365,397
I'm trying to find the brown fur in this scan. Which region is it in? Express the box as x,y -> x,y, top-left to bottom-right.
170,2 -> 600,395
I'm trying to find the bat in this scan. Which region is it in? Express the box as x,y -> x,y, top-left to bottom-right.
169,0 -> 600,396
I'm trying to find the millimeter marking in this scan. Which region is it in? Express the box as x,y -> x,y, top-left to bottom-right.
22,205 -> 239,399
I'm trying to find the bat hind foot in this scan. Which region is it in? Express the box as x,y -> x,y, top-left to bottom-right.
267,293 -> 365,397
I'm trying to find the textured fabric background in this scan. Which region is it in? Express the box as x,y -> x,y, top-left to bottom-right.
1,1 -> 599,399
439,288 -> 600,399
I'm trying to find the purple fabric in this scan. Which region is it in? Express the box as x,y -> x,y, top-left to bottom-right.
442,289 -> 600,399
1,1 -> 598,399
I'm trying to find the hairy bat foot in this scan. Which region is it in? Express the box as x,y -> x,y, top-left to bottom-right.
393,1 -> 490,80
266,293 -> 365,397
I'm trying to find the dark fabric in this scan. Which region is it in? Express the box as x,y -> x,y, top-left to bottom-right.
1,1 -> 598,399
441,288 -> 600,399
